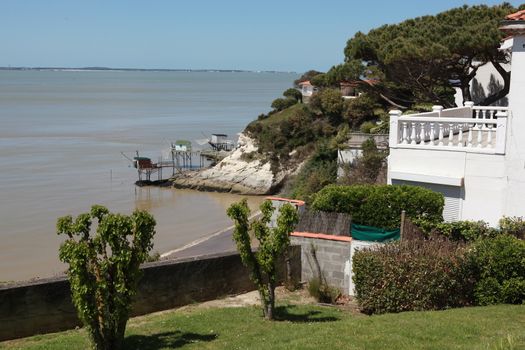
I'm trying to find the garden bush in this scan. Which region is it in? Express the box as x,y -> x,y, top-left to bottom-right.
411,219 -> 498,242
352,239 -> 475,314
271,97 -> 297,112
468,235 -> 525,305
499,216 -> 525,239
312,184 -> 444,229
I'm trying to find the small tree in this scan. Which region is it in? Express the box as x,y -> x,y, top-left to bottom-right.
283,88 -> 303,102
227,200 -> 299,320
57,205 -> 156,350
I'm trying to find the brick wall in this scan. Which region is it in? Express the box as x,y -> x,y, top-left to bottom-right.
290,236 -> 351,294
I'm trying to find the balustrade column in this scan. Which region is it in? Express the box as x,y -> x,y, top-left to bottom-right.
419,122 -> 425,145
410,122 -> 417,145
438,123 -> 444,146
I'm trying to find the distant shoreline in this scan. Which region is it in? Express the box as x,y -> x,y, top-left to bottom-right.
0,66 -> 296,74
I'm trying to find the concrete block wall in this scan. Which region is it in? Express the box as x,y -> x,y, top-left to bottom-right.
290,236 -> 351,294
0,246 -> 300,341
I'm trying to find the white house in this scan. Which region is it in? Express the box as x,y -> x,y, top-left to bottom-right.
387,10 -> 525,226
298,80 -> 317,100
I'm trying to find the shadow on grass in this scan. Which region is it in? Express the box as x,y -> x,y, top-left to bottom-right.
124,331 -> 217,349
273,305 -> 340,323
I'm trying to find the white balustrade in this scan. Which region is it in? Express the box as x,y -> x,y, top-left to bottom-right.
390,104 -> 509,154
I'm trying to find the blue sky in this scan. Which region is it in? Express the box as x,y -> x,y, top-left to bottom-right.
1,0 -> 522,72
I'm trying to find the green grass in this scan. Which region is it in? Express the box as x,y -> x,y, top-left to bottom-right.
2,303 -> 524,349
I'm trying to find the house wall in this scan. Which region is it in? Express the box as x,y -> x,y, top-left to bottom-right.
0,249 -> 301,341
504,35 -> 525,219
454,60 -> 511,107
388,148 -> 507,226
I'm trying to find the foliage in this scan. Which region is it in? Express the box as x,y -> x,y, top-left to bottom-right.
343,93 -> 384,128
339,139 -> 388,185
312,184 -> 444,229
271,97 -> 297,112
293,70 -> 323,86
353,239 -> 475,314
308,88 -> 344,123
468,235 -> 525,305
411,219 -> 499,242
227,200 -> 299,320
57,205 -> 156,350
359,121 -> 375,134
283,88 -> 302,102
499,216 -> 525,239
343,4 -> 517,107
289,143 -> 337,203
245,104 -> 338,168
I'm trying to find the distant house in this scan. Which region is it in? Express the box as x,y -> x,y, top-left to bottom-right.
174,140 -> 192,152
209,133 -> 234,151
340,79 -> 377,100
386,10 -> 525,226
297,81 -> 318,102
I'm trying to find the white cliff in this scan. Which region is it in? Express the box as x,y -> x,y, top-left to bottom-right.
171,133 -> 290,194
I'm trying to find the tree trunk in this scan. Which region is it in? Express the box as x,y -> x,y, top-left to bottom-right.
461,84 -> 472,105
264,282 -> 276,320
284,250 -> 295,291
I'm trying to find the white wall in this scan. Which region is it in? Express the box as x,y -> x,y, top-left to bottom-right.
388,148 -> 507,226
454,61 -> 511,107
504,35 -> 525,218
348,240 -> 383,296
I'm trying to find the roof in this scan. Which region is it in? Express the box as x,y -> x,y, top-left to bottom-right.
506,10 -> 525,21
175,140 -> 191,146
340,79 -> 379,87
211,133 -> 227,137
297,80 -> 312,86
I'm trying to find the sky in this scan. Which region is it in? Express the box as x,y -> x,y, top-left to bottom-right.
1,0 -> 523,72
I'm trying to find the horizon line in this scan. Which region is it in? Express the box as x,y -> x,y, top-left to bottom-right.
0,66 -> 298,74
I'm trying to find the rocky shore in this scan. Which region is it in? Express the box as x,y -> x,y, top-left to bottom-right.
170,133 -> 294,195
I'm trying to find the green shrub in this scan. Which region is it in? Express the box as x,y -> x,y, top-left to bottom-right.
353,239 -> 475,314
469,235 -> 525,305
339,139 -> 387,185
312,184 -> 444,229
412,219 -> 498,242
283,88 -> 302,102
271,97 -> 297,111
359,121 -> 375,133
499,216 -> 525,239
290,144 -> 337,203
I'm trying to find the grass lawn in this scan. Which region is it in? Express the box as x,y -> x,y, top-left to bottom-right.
1,301 -> 523,350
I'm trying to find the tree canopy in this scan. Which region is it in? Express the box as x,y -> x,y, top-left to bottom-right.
57,205 -> 156,350
342,3 -> 521,107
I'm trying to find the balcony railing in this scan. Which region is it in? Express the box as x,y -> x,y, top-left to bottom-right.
389,103 -> 509,155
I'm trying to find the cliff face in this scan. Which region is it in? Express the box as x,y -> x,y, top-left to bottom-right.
171,133 -> 290,194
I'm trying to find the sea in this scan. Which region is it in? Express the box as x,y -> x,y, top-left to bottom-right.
0,69 -> 298,282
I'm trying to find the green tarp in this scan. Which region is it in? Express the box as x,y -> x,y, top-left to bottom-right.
351,223 -> 400,242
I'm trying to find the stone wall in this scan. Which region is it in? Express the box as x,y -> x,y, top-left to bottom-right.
0,247 -> 300,341
291,235 -> 351,294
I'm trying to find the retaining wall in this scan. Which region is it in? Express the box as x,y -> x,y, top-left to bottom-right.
291,234 -> 351,294
0,247 -> 300,341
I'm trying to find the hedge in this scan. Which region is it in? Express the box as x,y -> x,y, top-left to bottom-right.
311,184 -> 444,229
352,239 -> 475,314
352,235 -> 525,315
469,235 -> 525,305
